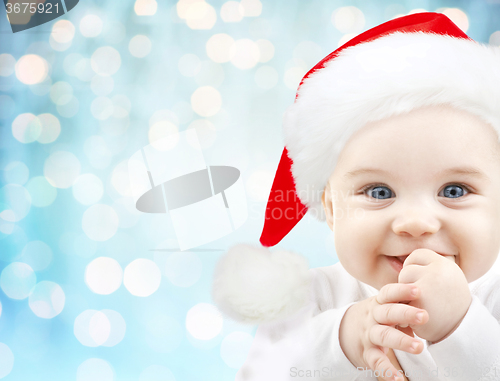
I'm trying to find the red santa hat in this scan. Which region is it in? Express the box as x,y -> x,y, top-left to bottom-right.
213,12 -> 500,324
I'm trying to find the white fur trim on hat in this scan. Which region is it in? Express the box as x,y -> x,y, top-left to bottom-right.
283,31 -> 500,222
212,244 -> 311,324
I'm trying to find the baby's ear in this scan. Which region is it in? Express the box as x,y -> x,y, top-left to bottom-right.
322,183 -> 334,231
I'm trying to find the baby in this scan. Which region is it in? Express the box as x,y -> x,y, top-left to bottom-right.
324,104 -> 500,380
212,12 -> 500,381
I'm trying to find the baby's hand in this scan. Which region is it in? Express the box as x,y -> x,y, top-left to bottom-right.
398,249 -> 472,343
339,283 -> 428,381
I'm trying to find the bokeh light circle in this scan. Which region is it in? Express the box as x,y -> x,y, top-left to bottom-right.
332,6 -> 365,34
72,174 -> 104,205
440,8 -> 469,33
0,343 -> 14,379
206,33 -> 234,63
26,176 -> 57,207
489,30 -> 500,46
0,54 -> 16,77
3,161 -> 29,185
191,86 -> 221,117
85,257 -> 123,295
91,97 -> 114,120
75,58 -> 95,81
240,0 -> 262,17
164,252 -> 202,287
37,113 -> 61,143
246,169 -> 274,201
21,240 -> 53,271
76,358 -> 114,381
148,121 -> 179,151
73,309 -> 127,347
110,161 -> 134,196
100,309 -> 126,347
89,311 -> 111,345
44,151 -> 81,189
123,259 -> 161,297
284,66 -> 306,90
50,81 -> 73,105
29,281 -> 65,319
52,20 -> 76,43
0,184 -> 31,222
129,35 -> 152,58
185,1 -> 217,30
256,39 -> 274,62
221,1 -> 243,22
0,262 -> 36,300
229,39 -> 260,69
80,15 -> 103,38
220,331 -> 254,368
11,113 -> 42,143
186,303 -> 223,340
91,47 -> 121,76
337,33 -> 357,48
135,0 -> 158,16
75,310 -> 107,347
15,54 -> 49,85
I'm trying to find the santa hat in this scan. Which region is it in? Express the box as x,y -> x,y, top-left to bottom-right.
212,12 -> 500,324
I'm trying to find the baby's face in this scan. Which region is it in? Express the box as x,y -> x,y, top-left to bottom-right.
322,105 -> 500,290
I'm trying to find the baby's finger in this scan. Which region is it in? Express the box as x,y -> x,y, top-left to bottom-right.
372,303 -> 428,326
364,347 -> 404,381
376,283 -> 419,304
369,324 -> 423,355
397,325 -> 415,338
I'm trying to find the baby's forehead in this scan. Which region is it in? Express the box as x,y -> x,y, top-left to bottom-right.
331,120 -> 500,184
343,106 -> 500,153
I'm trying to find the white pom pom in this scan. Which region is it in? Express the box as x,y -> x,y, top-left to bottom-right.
212,244 -> 311,324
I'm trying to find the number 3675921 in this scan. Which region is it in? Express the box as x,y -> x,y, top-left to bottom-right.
6,2 -> 60,14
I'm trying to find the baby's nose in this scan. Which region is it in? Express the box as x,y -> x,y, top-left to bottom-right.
392,210 -> 441,237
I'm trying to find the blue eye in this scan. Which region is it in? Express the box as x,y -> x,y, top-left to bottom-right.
363,185 -> 393,199
440,184 -> 468,198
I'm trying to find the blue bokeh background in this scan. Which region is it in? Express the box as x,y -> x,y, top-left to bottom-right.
1,0 -> 500,380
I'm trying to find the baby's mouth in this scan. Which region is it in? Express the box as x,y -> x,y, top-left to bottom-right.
395,254 -> 410,264
393,252 -> 458,264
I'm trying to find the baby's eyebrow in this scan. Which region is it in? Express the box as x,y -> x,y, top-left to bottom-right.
439,167 -> 489,180
343,168 -> 393,180
343,166 -> 489,181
